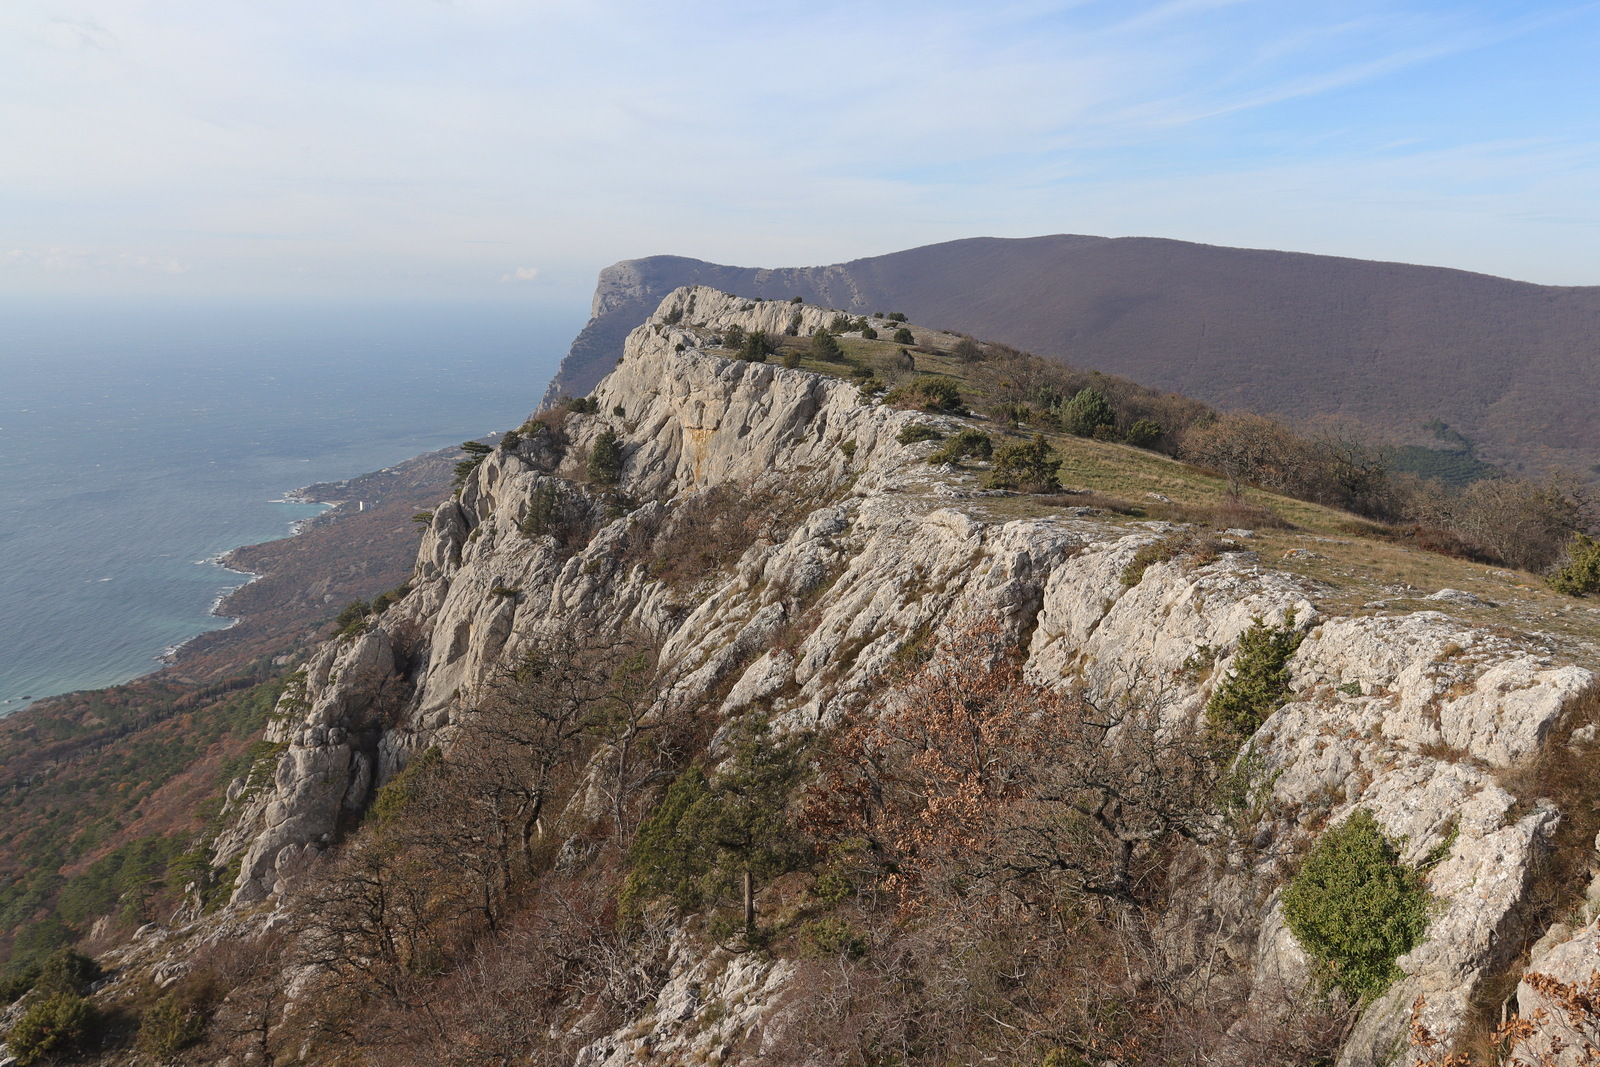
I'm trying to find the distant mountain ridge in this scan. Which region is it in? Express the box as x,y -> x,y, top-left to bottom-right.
543,235 -> 1600,479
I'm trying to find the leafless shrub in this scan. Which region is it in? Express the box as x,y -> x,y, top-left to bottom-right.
638,484 -> 810,587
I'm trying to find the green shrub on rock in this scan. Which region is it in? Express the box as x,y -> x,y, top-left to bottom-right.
811,330 -> 845,362
1059,388 -> 1117,437
892,326 -> 915,345
927,429 -> 993,465
333,599 -> 373,638
520,482 -> 566,539
984,435 -> 1061,491
896,423 -> 944,445
891,375 -> 963,413
619,721 -> 807,922
739,329 -> 773,362
587,429 -> 624,485
136,990 -> 209,1057
452,439 -> 494,487
32,949 -> 98,997
1205,614 -> 1303,740
1282,809 -> 1429,1002
1549,532 -> 1600,596
8,991 -> 96,1066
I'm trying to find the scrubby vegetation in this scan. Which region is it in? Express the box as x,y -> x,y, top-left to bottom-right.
330,582 -> 411,639
111,617 -> 1359,1066
926,428 -> 992,465
1205,614 -> 1304,740
637,483 -> 811,587
0,676 -> 287,986
9,293 -> 1600,1067
135,986 -> 211,1057
951,336 -> 984,363
8,990 -> 97,1065
984,434 -> 1061,491
748,313 -> 1593,577
587,428 -> 624,484
888,374 -> 965,413
1549,532 -> 1600,595
619,720 -> 808,923
1282,809 -> 1429,1002
452,439 -> 493,487
895,422 -> 944,445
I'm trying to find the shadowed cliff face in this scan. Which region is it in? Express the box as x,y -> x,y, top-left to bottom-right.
178,286 -> 1600,1067
545,235 -> 1600,479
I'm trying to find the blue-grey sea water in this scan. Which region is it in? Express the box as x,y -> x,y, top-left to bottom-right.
0,298 -> 584,713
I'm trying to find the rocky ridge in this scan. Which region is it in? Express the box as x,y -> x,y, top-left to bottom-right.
546,237 -> 1600,480
193,285 -> 1599,1065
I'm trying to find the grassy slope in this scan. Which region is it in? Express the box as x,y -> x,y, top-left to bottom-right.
730,322 -> 1600,667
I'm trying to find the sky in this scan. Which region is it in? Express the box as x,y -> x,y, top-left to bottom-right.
5,0 -> 1600,308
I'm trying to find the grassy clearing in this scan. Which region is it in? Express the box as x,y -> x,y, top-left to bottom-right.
695,323 -> 1600,661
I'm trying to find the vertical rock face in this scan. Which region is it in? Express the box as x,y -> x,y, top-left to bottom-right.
1510,905 -> 1600,1065
538,260 -> 874,409
222,284 -> 1599,1066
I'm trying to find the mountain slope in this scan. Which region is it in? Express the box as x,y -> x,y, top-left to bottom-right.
545,235 -> 1600,478
85,287 -> 1600,1067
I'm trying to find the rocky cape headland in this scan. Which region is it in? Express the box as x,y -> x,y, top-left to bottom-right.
18,286 -> 1600,1066
545,236 -> 1600,480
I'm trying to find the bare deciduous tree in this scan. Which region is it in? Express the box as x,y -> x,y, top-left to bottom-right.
809,617 -> 1222,909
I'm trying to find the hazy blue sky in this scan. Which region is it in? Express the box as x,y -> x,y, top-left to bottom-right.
6,0 -> 1600,305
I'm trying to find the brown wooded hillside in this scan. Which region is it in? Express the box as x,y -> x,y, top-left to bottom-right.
545,235 -> 1600,478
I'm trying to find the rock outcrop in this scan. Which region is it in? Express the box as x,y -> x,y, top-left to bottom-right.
539,258 -> 875,409
543,236 -> 1600,479
217,284 -> 1600,1066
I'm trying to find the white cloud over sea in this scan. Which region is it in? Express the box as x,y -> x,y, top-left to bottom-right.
4,0 -> 1600,300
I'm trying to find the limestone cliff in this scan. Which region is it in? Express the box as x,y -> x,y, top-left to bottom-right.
543,237 -> 1600,480
195,285 -> 1599,1066
538,259 -> 875,409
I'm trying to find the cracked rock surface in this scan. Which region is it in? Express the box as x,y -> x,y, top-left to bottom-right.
208,285 -> 1599,1066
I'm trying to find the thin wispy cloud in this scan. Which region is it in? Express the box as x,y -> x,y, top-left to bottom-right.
3,0 -> 1599,298
2,248 -> 189,274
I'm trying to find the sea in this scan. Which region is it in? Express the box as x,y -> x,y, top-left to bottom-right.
0,297 -> 586,713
